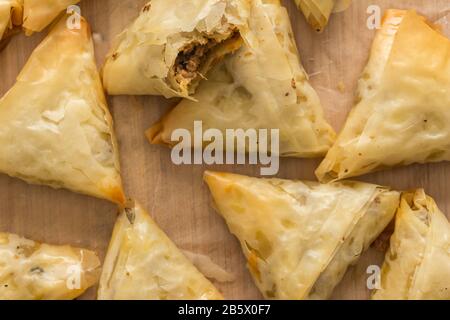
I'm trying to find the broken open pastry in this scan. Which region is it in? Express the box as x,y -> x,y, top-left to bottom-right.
316,10 -> 450,183
373,190 -> 450,300
0,15 -> 125,204
97,201 -> 223,300
294,0 -> 351,32
147,0 -> 335,157
0,0 -> 22,44
22,0 -> 81,34
102,0 -> 250,98
0,232 -> 100,300
204,171 -> 400,299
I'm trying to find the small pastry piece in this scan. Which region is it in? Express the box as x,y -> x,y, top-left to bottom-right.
373,190 -> 450,300
0,232 -> 100,300
0,0 -> 22,42
102,0 -> 250,98
22,0 -> 81,34
147,0 -> 335,157
294,0 -> 351,32
316,10 -> 450,182
98,201 -> 223,300
204,171 -> 400,299
0,15 -> 125,204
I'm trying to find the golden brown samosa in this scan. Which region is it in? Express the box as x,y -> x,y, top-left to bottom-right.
204,171 -> 399,299
373,190 -> 450,300
98,201 -> 223,300
147,0 -> 335,158
317,10 -> 450,182
0,15 -> 125,204
0,232 -> 100,300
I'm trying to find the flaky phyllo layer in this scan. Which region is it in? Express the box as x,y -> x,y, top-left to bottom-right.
0,15 -> 125,204
0,233 -> 100,300
204,171 -> 399,299
373,190 -> 450,300
147,0 -> 335,157
98,201 -> 223,300
316,10 -> 450,182
103,0 -> 250,98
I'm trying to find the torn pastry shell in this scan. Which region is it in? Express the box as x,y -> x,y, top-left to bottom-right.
0,232 -> 100,300
98,201 -> 223,300
373,190 -> 450,300
102,0 -> 250,98
204,171 -> 399,299
316,10 -> 450,183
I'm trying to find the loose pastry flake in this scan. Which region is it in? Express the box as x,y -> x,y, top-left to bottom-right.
102,0 -> 250,98
294,0 -> 351,32
373,190 -> 450,300
0,232 -> 100,300
316,10 -> 450,182
147,0 -> 335,158
204,171 -> 400,299
97,201 -> 223,300
0,15 -> 125,204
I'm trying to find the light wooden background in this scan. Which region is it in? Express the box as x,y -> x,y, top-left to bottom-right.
0,0 -> 448,300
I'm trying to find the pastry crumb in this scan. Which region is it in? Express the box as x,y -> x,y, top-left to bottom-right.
337,81 -> 346,93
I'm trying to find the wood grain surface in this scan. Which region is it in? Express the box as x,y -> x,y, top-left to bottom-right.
0,0 -> 449,300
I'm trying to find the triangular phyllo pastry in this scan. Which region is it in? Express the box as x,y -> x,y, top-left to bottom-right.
204,171 -> 400,299
98,201 -> 223,300
373,190 -> 450,300
0,15 -> 125,204
22,0 -> 81,34
316,10 -> 450,182
147,0 -> 335,157
102,0 -> 250,98
0,232 -> 100,300
0,0 -> 22,43
294,0 -> 351,32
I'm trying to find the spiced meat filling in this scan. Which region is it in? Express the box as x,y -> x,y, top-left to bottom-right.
171,30 -> 240,93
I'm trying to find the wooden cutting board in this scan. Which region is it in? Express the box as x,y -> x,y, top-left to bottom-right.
0,0 -> 448,300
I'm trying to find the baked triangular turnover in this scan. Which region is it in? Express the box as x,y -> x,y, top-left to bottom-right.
0,15 -> 125,204
373,190 -> 450,300
97,201 -> 223,300
102,0 -> 249,98
204,171 -> 400,299
0,0 -> 22,43
22,0 -> 81,34
0,232 -> 100,300
316,10 -> 450,182
294,0 -> 351,32
147,0 -> 335,158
